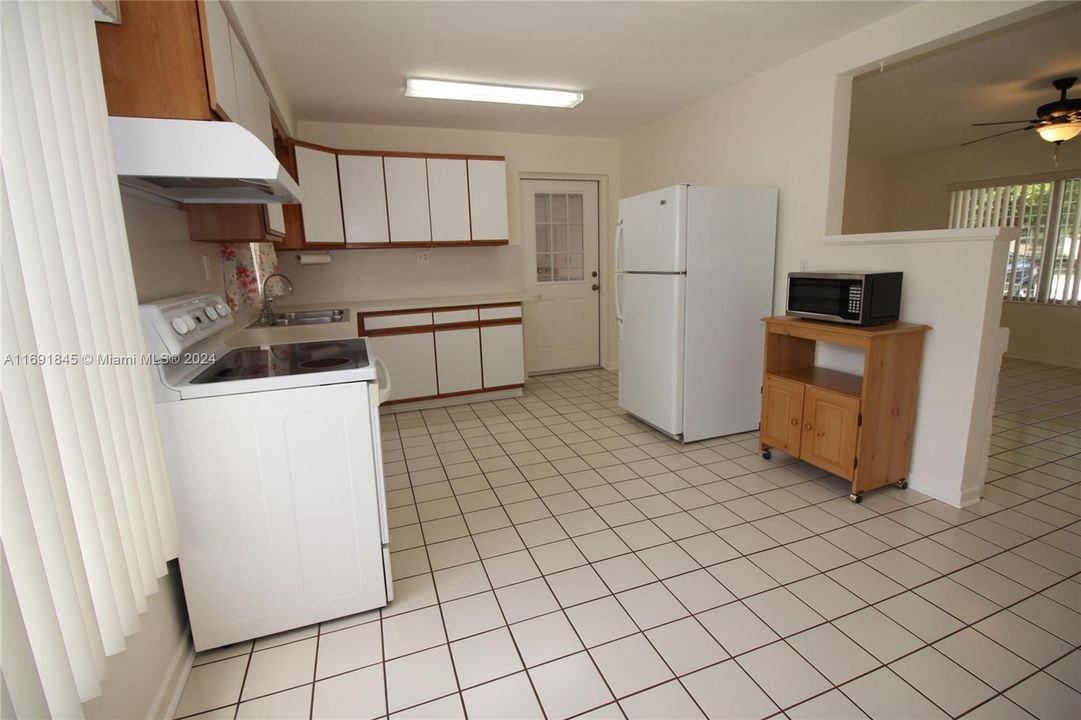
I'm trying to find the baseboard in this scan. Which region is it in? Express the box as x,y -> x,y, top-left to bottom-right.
1003,350 -> 1081,368
380,387 -> 523,413
908,470 -> 963,508
148,627 -> 194,720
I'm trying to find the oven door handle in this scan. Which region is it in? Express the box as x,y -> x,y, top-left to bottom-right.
374,356 -> 392,404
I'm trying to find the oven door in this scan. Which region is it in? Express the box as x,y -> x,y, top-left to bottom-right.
786,276 -> 863,323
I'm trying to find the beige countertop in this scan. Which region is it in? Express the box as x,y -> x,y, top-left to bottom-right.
224,292 -> 539,347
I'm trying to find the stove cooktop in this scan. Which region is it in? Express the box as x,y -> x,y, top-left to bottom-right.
191,338 -> 370,385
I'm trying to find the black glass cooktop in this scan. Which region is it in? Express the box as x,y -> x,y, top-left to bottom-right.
191,339 -> 370,384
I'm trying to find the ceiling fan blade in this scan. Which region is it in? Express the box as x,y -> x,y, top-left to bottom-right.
971,120 -> 1037,126
961,126 -> 1032,147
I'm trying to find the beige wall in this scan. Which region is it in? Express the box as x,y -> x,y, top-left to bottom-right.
82,565 -> 189,720
122,191 -> 225,303
285,121 -> 622,367
1001,301 -> 1081,367
843,136 -> 1081,233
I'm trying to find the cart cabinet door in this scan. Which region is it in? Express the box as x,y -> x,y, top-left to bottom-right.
760,376 -> 804,456
800,386 -> 860,480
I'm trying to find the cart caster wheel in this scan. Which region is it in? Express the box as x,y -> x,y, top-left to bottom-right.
761,450 -> 772,460
849,493 -> 863,504
896,479 -> 908,489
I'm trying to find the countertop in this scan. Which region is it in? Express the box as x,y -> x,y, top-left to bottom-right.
224,292 -> 539,347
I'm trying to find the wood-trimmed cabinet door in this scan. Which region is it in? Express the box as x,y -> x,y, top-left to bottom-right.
760,376 -> 804,455
467,159 -> 509,241
434,328 -> 482,393
799,387 -> 860,480
295,145 -> 344,244
366,333 -> 437,402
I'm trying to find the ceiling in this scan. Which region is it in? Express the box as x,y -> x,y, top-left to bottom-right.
849,3 -> 1081,156
248,1 -> 912,137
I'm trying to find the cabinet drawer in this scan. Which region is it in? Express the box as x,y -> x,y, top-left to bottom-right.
364,312 -> 433,331
434,309 -> 479,325
479,305 -> 521,321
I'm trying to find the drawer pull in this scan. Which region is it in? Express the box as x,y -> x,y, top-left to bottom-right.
804,423 -> 813,431
790,418 -> 798,426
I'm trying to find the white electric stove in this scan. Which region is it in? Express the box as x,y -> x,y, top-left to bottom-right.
140,294 -> 392,651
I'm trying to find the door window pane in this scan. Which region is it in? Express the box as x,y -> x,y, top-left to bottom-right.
534,192 -> 586,283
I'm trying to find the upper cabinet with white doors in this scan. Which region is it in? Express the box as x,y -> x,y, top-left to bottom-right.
96,0 -> 288,242
294,145 -> 345,245
288,146 -> 510,248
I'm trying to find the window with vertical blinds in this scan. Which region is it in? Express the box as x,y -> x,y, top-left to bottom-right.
2,2 -> 178,718
948,176 -> 1081,305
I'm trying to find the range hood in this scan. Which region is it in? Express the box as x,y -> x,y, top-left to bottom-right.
109,117 -> 302,204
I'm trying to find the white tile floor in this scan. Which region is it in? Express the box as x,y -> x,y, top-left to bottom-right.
175,359 -> 1081,720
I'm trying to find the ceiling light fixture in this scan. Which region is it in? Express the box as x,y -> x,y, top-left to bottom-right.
1036,121 -> 1081,144
404,78 -> 583,108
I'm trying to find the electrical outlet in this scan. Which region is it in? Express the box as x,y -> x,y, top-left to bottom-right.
416,251 -> 430,265
799,258 -> 810,271
202,254 -> 212,281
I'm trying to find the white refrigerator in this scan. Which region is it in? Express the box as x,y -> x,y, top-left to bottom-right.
615,184 -> 778,442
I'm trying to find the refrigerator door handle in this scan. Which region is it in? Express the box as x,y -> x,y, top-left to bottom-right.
615,273 -> 624,322
614,220 -> 624,273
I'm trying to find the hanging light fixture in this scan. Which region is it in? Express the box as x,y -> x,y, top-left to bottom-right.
1036,121 -> 1081,143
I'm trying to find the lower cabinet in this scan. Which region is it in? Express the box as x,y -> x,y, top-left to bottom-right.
481,324 -> 526,388
760,376 -> 859,480
362,303 -> 525,405
435,328 -> 482,394
760,376 -> 804,455
366,333 -> 437,402
799,387 -> 860,478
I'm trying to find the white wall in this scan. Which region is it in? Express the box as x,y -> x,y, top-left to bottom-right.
284,121 -> 622,367
122,191 -> 224,303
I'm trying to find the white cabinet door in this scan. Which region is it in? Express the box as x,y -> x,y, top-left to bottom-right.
339,155 -> 389,243
229,26 -> 255,130
468,159 -> 509,241
366,333 -> 437,401
247,68 -> 285,237
481,324 -> 525,387
295,146 -> 344,244
435,328 -> 482,394
203,0 -> 239,122
426,159 -> 471,242
384,157 -> 431,243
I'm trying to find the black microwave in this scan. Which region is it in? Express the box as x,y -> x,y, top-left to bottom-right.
786,272 -> 902,326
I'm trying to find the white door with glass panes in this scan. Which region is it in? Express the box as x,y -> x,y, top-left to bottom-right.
521,180 -> 600,373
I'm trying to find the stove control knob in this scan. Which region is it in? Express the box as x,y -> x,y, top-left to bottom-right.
171,317 -> 188,335
183,315 -> 197,332
215,303 -> 231,316
204,306 -> 219,321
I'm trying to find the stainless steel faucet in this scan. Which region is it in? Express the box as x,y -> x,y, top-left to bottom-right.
258,272 -> 294,326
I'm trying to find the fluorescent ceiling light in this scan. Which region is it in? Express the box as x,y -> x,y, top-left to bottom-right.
405,78 -> 583,108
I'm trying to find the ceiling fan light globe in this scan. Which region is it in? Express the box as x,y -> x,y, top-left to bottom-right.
1036,122 -> 1081,143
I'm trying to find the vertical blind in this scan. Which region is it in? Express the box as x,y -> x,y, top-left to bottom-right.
2,2 -> 178,717
948,177 -> 1081,305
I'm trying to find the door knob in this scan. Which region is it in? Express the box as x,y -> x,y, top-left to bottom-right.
592,284 -> 600,291
790,418 -> 798,426
804,423 -> 813,431
591,271 -> 598,278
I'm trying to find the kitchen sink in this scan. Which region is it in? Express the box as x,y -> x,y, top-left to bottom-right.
249,309 -> 347,327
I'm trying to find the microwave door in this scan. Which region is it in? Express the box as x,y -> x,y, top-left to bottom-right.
788,278 -> 847,321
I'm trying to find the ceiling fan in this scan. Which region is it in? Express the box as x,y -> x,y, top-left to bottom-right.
963,76 -> 1081,146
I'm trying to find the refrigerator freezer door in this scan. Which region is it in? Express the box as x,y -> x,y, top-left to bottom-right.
618,273 -> 685,436
618,185 -> 686,273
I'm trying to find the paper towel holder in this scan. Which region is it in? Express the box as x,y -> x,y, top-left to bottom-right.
295,252 -> 332,266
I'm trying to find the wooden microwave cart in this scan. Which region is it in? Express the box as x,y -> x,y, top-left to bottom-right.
758,317 -> 930,503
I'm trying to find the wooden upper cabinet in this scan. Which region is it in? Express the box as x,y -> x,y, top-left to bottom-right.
295,145 -> 344,245
339,155 -> 390,243
384,157 -> 432,243
760,375 -> 804,456
426,159 -> 471,242
467,159 -> 509,241
799,387 -> 860,480
97,0 -> 214,119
